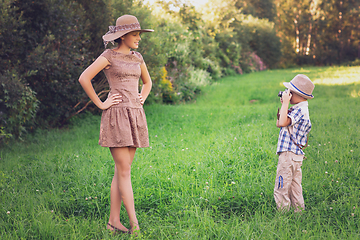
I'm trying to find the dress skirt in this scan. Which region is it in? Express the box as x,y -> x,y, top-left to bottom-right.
99,106 -> 149,148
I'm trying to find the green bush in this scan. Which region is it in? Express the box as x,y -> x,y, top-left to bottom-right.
0,0 -> 25,73
234,14 -> 281,69
11,0 -> 93,127
0,70 -> 39,142
187,67 -> 212,87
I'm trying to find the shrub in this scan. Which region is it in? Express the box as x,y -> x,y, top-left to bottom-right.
0,70 -> 39,142
15,0 -> 92,127
187,67 -> 212,87
233,14 -> 281,69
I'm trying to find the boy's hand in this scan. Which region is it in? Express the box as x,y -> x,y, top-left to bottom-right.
281,89 -> 292,104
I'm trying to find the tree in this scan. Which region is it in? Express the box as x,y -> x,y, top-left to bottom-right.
234,0 -> 277,22
275,0 -> 360,65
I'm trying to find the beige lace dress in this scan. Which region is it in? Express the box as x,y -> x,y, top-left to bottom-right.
98,49 -> 149,148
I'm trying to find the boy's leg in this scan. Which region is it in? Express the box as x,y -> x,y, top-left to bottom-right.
274,152 -> 293,211
289,159 -> 305,212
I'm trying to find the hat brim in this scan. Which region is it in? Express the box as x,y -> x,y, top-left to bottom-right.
102,29 -> 154,42
283,82 -> 314,99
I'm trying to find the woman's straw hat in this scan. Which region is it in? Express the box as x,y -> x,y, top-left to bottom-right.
102,15 -> 153,47
283,74 -> 315,99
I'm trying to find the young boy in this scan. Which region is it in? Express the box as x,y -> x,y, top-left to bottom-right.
274,74 -> 315,212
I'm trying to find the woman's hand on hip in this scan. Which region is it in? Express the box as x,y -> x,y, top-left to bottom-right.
138,93 -> 145,105
101,94 -> 122,110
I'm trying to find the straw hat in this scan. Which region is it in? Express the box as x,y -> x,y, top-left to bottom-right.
102,15 -> 154,47
283,74 -> 315,99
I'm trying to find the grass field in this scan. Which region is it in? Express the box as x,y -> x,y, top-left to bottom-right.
1,66 -> 360,239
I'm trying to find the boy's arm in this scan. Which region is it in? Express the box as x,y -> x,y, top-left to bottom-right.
276,89 -> 292,127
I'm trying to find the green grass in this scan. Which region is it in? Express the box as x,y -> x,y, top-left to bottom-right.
1,66 -> 360,239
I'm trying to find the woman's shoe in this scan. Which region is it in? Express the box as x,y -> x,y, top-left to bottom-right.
107,222 -> 129,234
130,223 -> 140,236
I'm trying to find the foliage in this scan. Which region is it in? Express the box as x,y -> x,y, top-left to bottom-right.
0,0 -> 25,73
274,0 -> 360,65
238,15 -> 281,69
0,70 -> 39,142
0,0 -> 111,134
233,0 -> 277,22
187,67 -> 212,87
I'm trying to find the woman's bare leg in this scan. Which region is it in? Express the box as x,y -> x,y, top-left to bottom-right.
107,165 -> 128,232
109,147 -> 139,233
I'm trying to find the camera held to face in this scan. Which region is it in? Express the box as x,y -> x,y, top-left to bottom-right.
278,91 -> 284,98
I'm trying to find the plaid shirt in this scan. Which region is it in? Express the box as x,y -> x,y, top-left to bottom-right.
276,101 -> 311,155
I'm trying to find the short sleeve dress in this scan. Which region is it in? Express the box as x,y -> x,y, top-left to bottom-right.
98,49 -> 149,148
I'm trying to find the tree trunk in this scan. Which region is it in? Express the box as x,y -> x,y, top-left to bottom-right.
306,19 -> 312,55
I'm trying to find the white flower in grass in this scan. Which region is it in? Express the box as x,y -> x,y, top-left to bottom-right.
324,143 -> 326,145
89,197 -> 91,200
350,150 -> 353,152
168,178 -> 170,180
234,137 -> 237,140
351,213 -> 355,217
319,144 -> 321,146
231,181 -> 236,185
186,148 -> 188,150
155,135 -> 157,137
336,181 -> 339,183
182,149 -> 184,151
94,197 -> 97,199
325,161 -> 327,164
325,171 -> 328,174
36,189 -> 39,192
85,197 -> 88,201
193,169 -> 196,171
302,230 -> 307,233
205,182 -> 208,185
200,197 -> 203,199
335,160 -> 338,163
6,211 -> 10,215
353,206 -> 356,210
51,210 -> 54,213
330,207 -> 333,210
150,166 -> 152,168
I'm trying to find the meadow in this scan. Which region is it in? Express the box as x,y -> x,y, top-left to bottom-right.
1,66 -> 360,239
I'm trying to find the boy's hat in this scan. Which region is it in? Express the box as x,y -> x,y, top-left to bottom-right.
102,15 -> 154,47
283,74 -> 314,99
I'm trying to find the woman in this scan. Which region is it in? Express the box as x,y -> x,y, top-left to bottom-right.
78,15 -> 153,235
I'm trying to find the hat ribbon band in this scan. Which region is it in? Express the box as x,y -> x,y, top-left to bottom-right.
290,82 -> 312,97
105,22 -> 141,35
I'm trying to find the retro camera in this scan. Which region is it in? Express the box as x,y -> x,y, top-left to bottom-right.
278,91 -> 284,98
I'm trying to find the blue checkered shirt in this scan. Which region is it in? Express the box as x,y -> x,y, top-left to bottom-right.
276,101 -> 311,155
